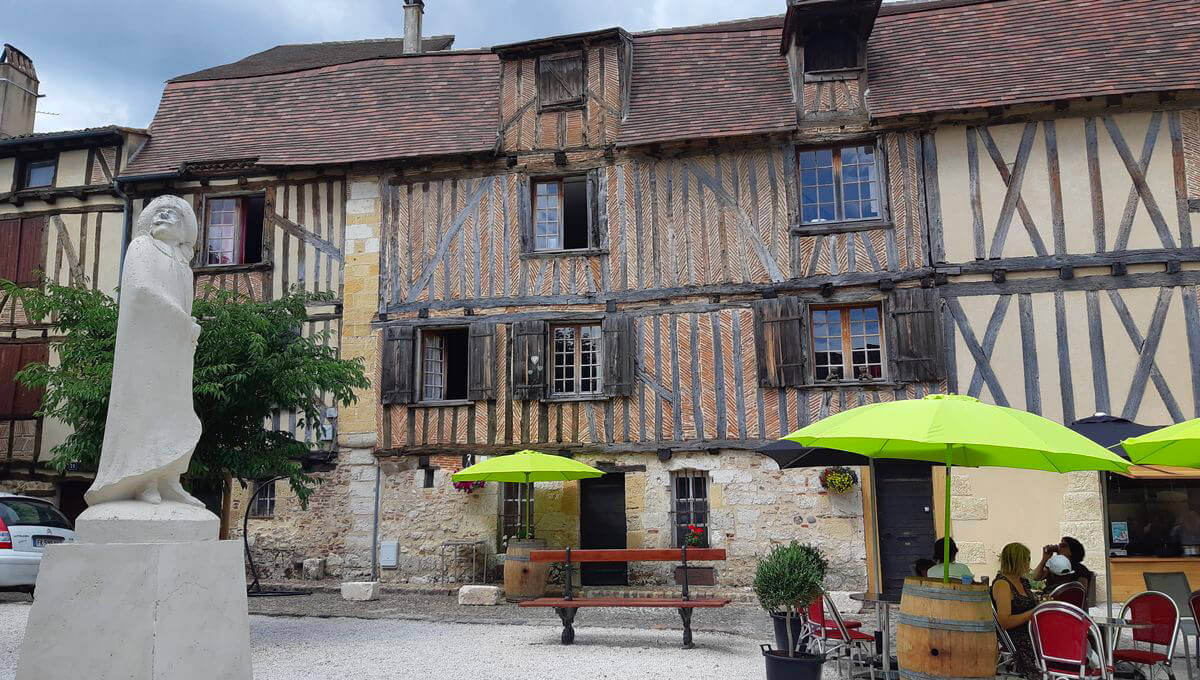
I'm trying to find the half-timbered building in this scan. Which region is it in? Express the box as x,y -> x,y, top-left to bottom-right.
83,0 -> 1200,594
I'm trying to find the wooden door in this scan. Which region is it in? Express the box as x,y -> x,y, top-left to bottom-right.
874,461 -> 936,596
580,474 -> 627,586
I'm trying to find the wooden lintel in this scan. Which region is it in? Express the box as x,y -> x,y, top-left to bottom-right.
942,269 -> 1200,298
375,438 -> 779,457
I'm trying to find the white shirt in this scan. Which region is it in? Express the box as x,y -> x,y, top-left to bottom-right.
926,562 -> 974,580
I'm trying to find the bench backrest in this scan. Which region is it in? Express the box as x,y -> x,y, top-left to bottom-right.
529,548 -> 726,563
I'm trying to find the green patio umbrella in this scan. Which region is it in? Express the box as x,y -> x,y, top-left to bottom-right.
782,394 -> 1130,582
452,449 -> 604,538
1121,417 -> 1200,465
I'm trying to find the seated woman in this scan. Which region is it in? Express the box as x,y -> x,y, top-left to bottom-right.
1035,536 -> 1095,605
926,538 -> 974,580
992,542 -> 1039,679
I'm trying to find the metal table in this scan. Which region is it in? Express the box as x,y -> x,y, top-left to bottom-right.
850,591 -> 903,679
1092,617 -> 1155,672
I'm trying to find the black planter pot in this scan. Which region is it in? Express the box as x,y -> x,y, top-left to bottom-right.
761,645 -> 824,680
770,613 -> 805,655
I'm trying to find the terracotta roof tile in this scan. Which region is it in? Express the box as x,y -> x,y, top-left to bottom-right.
867,0 -> 1200,118
617,27 -> 795,148
124,52 -> 499,175
170,36 -> 457,82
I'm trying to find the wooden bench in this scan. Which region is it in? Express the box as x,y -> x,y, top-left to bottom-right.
518,547 -> 731,648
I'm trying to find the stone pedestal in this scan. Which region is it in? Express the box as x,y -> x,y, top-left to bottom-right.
16,539 -> 253,680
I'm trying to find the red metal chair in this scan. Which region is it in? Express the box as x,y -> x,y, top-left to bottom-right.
809,592 -> 876,679
1112,590 -> 1180,680
1049,581 -> 1088,609
804,596 -> 862,633
1030,600 -> 1109,680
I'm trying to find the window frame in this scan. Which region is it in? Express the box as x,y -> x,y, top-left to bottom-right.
249,478 -> 276,519
671,469 -> 710,549
501,481 -> 535,541
795,142 -> 888,231
808,301 -> 886,384
536,51 -> 585,111
549,322 -> 604,398
416,326 -> 471,405
529,174 -> 592,254
19,156 -> 57,190
200,192 -> 266,268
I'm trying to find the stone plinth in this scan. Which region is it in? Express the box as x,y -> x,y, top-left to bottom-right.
16,539 -> 252,680
341,581 -> 380,601
74,500 -> 219,544
458,584 -> 503,605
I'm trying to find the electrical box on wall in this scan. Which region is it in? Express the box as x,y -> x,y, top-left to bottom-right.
380,541 -> 399,569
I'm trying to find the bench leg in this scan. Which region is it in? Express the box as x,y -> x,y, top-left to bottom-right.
555,607 -> 577,645
678,608 -> 694,649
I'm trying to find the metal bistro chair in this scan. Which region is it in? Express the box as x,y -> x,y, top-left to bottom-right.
1030,600 -> 1110,680
995,608 -> 1021,676
1049,581 -> 1089,609
1145,572 -> 1198,676
809,592 -> 876,679
1111,590 -> 1181,680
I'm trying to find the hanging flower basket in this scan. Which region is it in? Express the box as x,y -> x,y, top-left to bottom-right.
452,480 -> 486,494
819,466 -> 858,494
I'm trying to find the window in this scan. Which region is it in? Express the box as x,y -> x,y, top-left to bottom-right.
0,497 -> 72,529
811,304 -> 884,382
533,176 -> 589,251
0,217 -> 45,287
0,343 -> 47,419
537,51 -> 584,109
204,195 -> 264,266
419,328 -> 468,402
551,323 -> 602,396
21,158 -> 56,189
249,479 -> 276,518
803,25 -> 861,72
502,481 -> 534,540
798,145 -> 881,224
1106,474 -> 1200,558
671,470 -> 709,548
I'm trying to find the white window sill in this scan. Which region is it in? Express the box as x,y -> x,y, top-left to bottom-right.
521,248 -> 608,259
543,394 -> 609,403
411,399 -> 474,408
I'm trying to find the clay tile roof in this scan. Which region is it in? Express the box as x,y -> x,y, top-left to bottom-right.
170,36 -> 456,82
123,51 -> 499,176
867,0 -> 1200,119
0,125 -> 143,148
618,20 -> 794,148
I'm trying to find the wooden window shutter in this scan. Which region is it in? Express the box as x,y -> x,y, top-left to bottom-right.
889,288 -> 946,383
537,52 -> 584,107
0,344 -> 20,417
602,313 -> 636,397
752,296 -> 807,387
12,343 -> 47,418
467,321 -> 497,401
511,319 -> 548,400
518,176 -> 533,254
15,217 -> 45,287
381,325 -> 416,405
0,220 -> 19,283
587,168 -> 607,250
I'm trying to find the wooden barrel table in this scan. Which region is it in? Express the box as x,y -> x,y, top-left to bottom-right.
897,577 -> 997,680
503,539 -> 549,602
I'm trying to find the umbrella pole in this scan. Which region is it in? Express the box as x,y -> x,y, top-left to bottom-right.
1101,471 -> 1113,612
944,446 -> 953,584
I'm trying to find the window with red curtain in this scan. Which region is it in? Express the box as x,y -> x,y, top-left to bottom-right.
0,343 -> 48,419
0,217 -> 46,287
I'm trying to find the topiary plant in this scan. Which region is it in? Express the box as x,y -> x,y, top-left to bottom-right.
754,541 -> 828,658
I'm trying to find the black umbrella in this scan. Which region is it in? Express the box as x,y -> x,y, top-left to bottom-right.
759,438 -> 936,470
1068,413 -> 1161,458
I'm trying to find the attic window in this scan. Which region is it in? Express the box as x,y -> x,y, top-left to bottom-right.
537,51 -> 584,110
804,27 -> 861,72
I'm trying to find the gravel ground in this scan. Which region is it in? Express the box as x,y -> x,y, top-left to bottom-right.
0,599 -> 764,679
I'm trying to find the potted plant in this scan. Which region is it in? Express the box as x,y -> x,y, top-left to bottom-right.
754,541 -> 827,680
819,466 -> 858,494
673,525 -> 716,585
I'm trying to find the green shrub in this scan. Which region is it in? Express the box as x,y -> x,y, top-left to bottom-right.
754,542 -> 828,657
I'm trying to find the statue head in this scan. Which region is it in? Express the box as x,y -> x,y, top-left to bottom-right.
136,195 -> 198,260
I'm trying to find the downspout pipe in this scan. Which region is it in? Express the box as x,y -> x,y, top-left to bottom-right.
371,459 -> 381,581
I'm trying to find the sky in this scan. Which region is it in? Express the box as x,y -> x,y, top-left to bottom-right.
5,0 -> 788,134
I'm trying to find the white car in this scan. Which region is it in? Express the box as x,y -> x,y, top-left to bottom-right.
0,493 -> 75,594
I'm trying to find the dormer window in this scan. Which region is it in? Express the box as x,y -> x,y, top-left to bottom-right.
803,23 -> 862,73
537,51 -> 584,110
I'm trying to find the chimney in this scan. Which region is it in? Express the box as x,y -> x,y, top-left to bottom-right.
0,44 -> 39,138
403,0 -> 424,55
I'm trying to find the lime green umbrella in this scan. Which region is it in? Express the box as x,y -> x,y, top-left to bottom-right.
452,449 -> 603,538
782,394 -> 1130,582
1121,418 -> 1200,465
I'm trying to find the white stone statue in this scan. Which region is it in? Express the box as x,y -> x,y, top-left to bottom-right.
85,195 -> 205,507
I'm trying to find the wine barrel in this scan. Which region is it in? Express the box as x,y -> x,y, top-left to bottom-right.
503,539 -> 549,602
897,577 -> 997,679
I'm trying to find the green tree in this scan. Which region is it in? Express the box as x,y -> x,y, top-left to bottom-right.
5,281 -> 370,507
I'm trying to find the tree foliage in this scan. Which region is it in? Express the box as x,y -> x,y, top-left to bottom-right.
6,280 -> 370,506
754,541 -> 828,657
